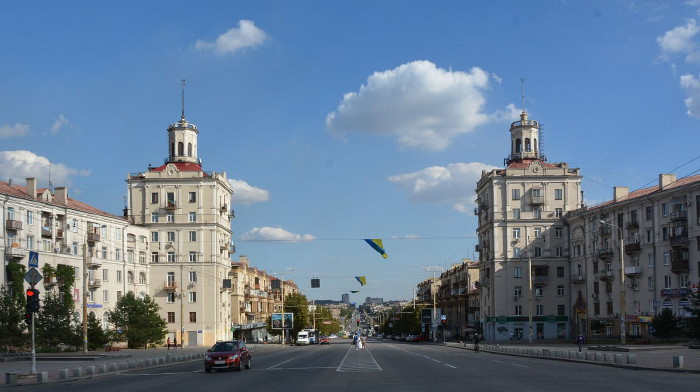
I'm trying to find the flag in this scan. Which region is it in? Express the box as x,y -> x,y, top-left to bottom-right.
364,239 -> 388,259
355,276 -> 366,286
350,290 -> 360,293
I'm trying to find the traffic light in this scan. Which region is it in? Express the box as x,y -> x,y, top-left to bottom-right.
25,312 -> 32,325
26,289 -> 40,312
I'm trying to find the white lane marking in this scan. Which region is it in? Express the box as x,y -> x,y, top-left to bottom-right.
445,364 -> 457,369
512,364 -> 530,368
266,355 -> 306,370
432,359 -> 441,363
336,346 -> 382,372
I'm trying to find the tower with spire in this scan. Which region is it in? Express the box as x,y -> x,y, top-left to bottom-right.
167,80 -> 199,164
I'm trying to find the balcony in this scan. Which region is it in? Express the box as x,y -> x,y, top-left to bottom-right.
229,209 -> 236,219
41,227 -> 52,238
533,275 -> 549,285
529,195 -> 545,205
88,279 -> 101,289
571,275 -> 585,284
5,219 -> 22,230
87,232 -> 100,243
624,242 -> 641,254
43,276 -> 58,287
479,278 -> 491,287
598,270 -> 614,281
670,211 -> 687,222
163,281 -> 178,291
624,266 -> 643,276
670,234 -> 689,248
599,226 -> 612,236
4,244 -> 26,260
671,258 -> 689,273
597,248 -> 614,260
164,201 -> 177,210
625,221 -> 639,230
86,258 -> 102,269
55,229 -> 64,239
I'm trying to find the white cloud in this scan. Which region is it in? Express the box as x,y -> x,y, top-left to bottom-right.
0,150 -> 90,185
657,19 -> 700,62
680,73 -> 700,117
326,61 -> 513,151
50,115 -> 69,135
0,123 -> 29,138
229,179 -> 270,204
195,20 -> 267,56
388,162 -> 498,213
241,226 -> 315,242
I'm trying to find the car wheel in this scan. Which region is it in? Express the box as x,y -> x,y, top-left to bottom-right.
245,358 -> 251,370
205,367 -> 212,373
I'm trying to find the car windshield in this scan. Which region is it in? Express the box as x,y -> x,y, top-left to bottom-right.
211,342 -> 238,352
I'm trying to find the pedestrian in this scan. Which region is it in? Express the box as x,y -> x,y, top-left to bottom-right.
167,337 -> 171,350
174,336 -> 178,349
354,333 -> 359,350
509,331 -> 514,341
473,333 -> 480,353
576,333 -> 585,352
360,334 -> 366,350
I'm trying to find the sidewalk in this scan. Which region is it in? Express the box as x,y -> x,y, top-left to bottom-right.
444,341 -> 700,372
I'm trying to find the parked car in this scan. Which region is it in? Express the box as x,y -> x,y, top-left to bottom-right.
204,340 -> 251,373
320,336 -> 331,345
376,334 -> 384,340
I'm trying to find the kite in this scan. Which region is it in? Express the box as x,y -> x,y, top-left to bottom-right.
364,239 -> 388,259
355,276 -> 367,286
350,290 -> 360,293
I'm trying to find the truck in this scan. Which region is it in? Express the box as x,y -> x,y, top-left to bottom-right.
296,331 -> 310,345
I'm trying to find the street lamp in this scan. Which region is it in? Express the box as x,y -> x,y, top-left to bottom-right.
521,234 -> 534,344
423,266 -> 444,342
599,220 -> 625,345
274,268 -> 294,346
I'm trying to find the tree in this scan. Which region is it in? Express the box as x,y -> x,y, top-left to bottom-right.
0,286 -> 27,351
685,290 -> 700,341
86,312 -> 109,351
316,306 -> 341,336
35,291 -> 80,351
282,292 -> 309,340
652,308 -> 678,341
109,292 -> 167,348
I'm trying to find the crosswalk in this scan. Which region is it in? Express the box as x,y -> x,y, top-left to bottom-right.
336,347 -> 383,372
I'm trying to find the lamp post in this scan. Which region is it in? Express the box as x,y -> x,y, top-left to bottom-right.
600,220 -> 625,345
274,268 -> 294,345
524,234 -> 534,344
423,266 -> 444,342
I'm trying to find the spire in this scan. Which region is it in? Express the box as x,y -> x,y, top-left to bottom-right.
521,77 -> 525,114
181,79 -> 186,121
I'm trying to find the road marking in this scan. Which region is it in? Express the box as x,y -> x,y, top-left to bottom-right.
445,364 -> 457,369
337,347 -> 382,372
267,355 -> 307,370
432,359 -> 441,363
512,364 -> 530,368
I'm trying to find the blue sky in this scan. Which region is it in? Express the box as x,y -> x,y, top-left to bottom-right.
3,1 -> 700,302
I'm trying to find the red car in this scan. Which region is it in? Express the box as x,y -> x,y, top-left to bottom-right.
204,340 -> 251,373
319,337 -> 331,345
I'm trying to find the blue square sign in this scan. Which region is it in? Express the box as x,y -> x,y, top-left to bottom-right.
28,251 -> 39,268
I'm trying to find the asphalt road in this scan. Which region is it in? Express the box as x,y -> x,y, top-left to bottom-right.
12,340 -> 700,392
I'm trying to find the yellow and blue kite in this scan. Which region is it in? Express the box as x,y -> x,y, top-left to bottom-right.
364,239 -> 388,259
355,276 -> 367,286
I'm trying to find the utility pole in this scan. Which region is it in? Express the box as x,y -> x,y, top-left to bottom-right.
423,266 -> 444,342
82,241 -> 88,354
527,234 -> 534,344
275,269 -> 294,345
600,220 -> 626,345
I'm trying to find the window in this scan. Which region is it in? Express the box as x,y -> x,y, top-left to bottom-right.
189,191 -> 197,203
662,203 -> 669,216
26,236 -> 34,250
555,227 -> 563,238
151,193 -> 159,204
139,272 -> 146,284
514,286 -> 523,297
72,219 -> 78,232
88,290 -> 95,303
189,312 -> 197,323
151,252 -> 159,263
167,252 -> 176,262
103,290 -> 109,302
101,246 -> 107,259
116,271 -> 122,283
533,208 -> 542,219
72,242 -> 78,255
513,209 -> 521,219
662,227 -> 668,241
513,228 -> 521,239
6,207 -> 14,220
512,189 -> 521,200
167,212 -> 174,223
646,229 -> 652,243
102,269 -> 108,281
127,271 -> 134,283
513,247 -> 522,257
514,267 -> 522,278
556,247 -> 563,257
152,231 -> 159,242
189,212 -> 196,222
557,305 -> 565,316
680,274 -> 689,288
557,285 -> 565,296
557,266 -> 564,277
27,211 -> 34,225
663,252 -> 670,266
648,276 -> 655,290
189,292 -> 197,303
645,206 -> 653,220
515,305 -> 522,316
534,227 -> 541,238
168,312 -> 175,323
535,287 -> 543,297
594,303 -> 600,315
115,248 -> 121,261
534,247 -> 542,257
607,302 -> 613,315
167,292 -> 175,303
664,275 -> 672,289
555,208 -> 563,218
167,232 -> 175,242
117,291 -> 122,301
151,212 -> 158,223
189,231 -> 197,241
189,251 -> 197,262
555,189 -> 563,200
536,305 -> 544,316
167,192 -> 175,207
189,271 -> 197,282
139,251 -> 146,264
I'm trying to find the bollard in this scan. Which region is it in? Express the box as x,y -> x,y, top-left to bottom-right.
73,367 -> 83,377
673,356 -> 684,369
614,354 -> 625,364
98,364 -> 107,373
37,371 -> 49,382
627,354 -> 636,365
5,372 -> 18,385
86,365 -> 96,375
59,369 -> 70,379
108,363 -> 117,372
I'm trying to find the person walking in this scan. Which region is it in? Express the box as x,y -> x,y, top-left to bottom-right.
473,333 -> 480,353
360,334 -> 366,350
167,337 -> 171,350
174,337 -> 178,349
577,333 -> 585,352
354,333 -> 360,350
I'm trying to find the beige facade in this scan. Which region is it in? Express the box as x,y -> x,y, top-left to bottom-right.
475,110 -> 582,341
1,178 -> 149,331
436,259 -> 480,338
126,114 -> 235,347
565,173 -> 700,339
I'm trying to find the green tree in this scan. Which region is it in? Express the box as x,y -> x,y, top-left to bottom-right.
684,290 -> 700,341
283,292 -> 309,340
109,292 -> 166,348
0,286 -> 27,351
85,312 -> 109,350
35,291 -> 80,352
316,306 -> 341,336
652,308 -> 678,341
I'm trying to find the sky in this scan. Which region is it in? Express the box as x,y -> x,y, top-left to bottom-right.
3,0 -> 700,303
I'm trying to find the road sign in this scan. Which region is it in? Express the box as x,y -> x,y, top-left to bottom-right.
24,268 -> 42,287
28,251 -> 39,268
692,283 -> 699,295
440,315 -> 447,321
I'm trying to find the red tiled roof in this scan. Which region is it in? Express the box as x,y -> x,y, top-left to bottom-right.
589,174 -> 700,210
506,159 -> 560,170
0,181 -> 124,220
150,162 -> 209,176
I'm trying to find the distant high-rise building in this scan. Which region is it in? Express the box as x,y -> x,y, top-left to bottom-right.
341,293 -> 350,304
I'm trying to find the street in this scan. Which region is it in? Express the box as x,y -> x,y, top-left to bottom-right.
11,340 -> 700,392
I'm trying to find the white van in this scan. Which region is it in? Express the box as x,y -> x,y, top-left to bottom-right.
296,331 -> 310,345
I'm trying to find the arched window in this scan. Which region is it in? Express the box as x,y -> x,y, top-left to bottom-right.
127,271 -> 134,283
102,312 -> 110,330
171,143 -> 175,158
139,272 -> 146,284
188,143 -> 193,157
515,139 -> 522,153
139,291 -> 146,300
525,138 -> 531,152
533,138 -> 538,153
178,142 -> 184,156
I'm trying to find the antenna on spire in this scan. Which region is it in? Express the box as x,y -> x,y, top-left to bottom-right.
520,77 -> 526,113
181,79 -> 186,121
48,162 -> 55,194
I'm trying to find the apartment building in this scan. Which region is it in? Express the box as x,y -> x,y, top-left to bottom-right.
565,173 -> 700,339
435,259 -> 480,339
1,178 -> 149,330
475,109 -> 582,341
126,112 -> 235,347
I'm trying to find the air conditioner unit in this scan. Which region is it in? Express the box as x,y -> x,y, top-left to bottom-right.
54,247 -> 60,253
66,248 -> 72,254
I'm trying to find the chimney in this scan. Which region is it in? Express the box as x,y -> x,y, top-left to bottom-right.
26,178 -> 37,198
55,187 -> 68,204
614,187 -> 629,202
659,174 -> 677,190
239,255 -> 249,266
